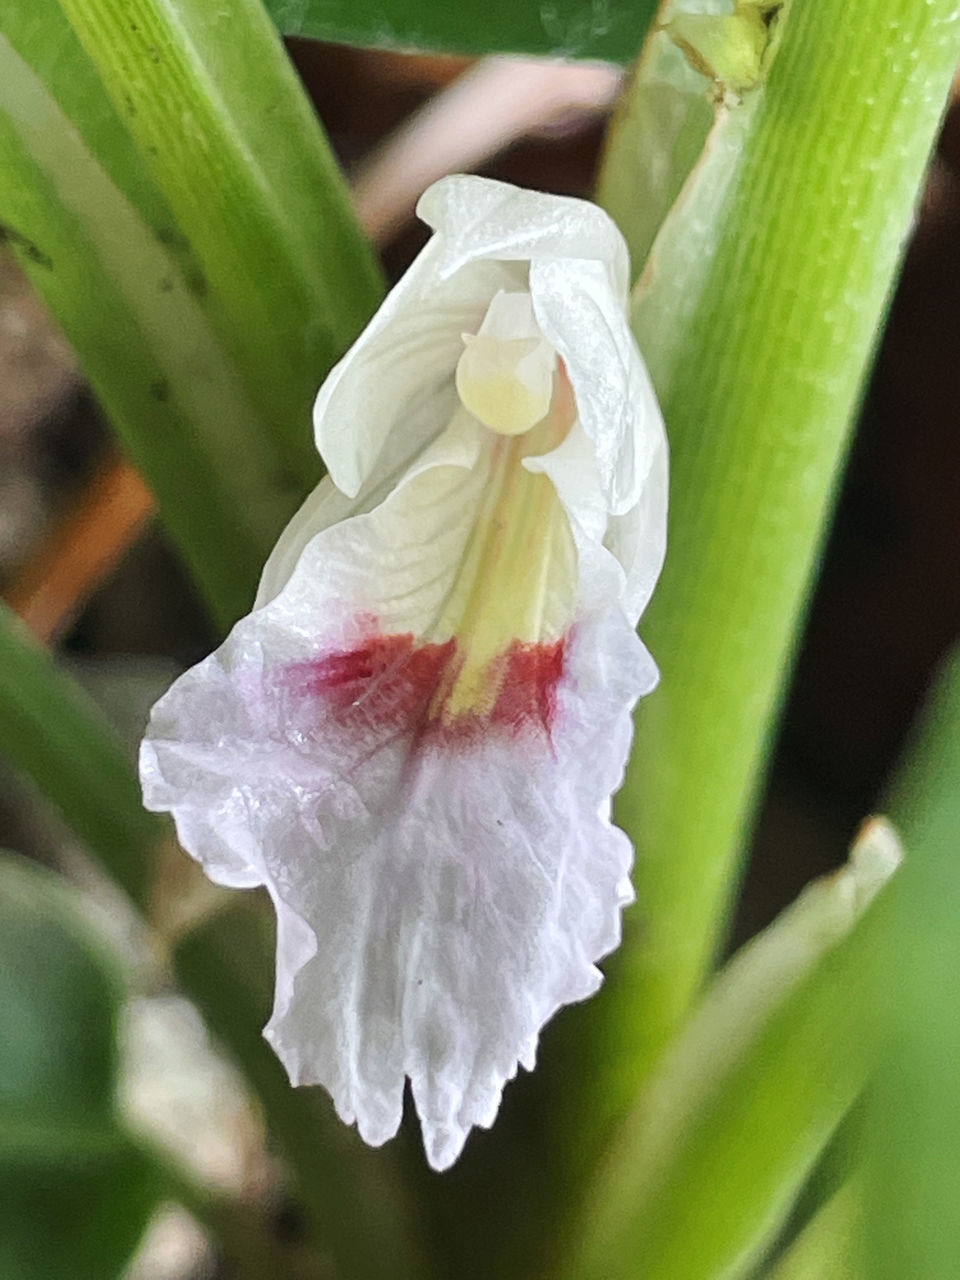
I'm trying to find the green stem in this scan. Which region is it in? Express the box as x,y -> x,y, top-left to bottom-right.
588,0 -> 960,1101
58,0 -> 383,488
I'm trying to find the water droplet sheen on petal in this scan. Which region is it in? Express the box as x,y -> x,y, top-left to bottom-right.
139,175 -> 669,1171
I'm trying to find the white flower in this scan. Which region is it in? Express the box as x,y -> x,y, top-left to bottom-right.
140,175 -> 668,1171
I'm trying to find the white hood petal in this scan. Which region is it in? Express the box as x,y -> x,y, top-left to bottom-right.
314,246 -> 520,498
530,256 -> 666,518
417,174 -> 629,298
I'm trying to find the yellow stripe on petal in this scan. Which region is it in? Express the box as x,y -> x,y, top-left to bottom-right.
430,351 -> 578,723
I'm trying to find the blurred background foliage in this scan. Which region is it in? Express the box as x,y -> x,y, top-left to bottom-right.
0,0 -> 958,1278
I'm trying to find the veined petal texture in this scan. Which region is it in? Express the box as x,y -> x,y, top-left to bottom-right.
141,175 -> 668,1169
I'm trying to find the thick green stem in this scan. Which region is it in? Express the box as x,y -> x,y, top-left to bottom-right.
589,0 -> 960,1100
58,0 -> 383,486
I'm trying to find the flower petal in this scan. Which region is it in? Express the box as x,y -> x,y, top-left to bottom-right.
257,398 -> 481,609
314,246 -> 521,499
317,174 -> 638,498
142,397 -> 655,1167
530,256 -> 666,518
142,599 -> 655,1170
605,425 -> 669,621
275,606 -> 654,1170
142,175 -> 670,1172
417,174 -> 629,299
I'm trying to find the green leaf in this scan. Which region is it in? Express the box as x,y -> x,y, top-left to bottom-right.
0,0 -> 382,628
0,855 -> 163,1280
57,0 -> 384,456
865,649 -> 960,1280
559,827 -> 897,1280
0,604 -> 164,907
586,0 -> 960,1103
0,854 -> 121,1123
0,1143 -> 164,1280
265,0 -> 659,61
764,1182 -> 863,1280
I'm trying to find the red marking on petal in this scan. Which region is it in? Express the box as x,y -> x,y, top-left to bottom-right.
283,632 -> 566,749
288,634 -> 453,724
489,640 -> 566,734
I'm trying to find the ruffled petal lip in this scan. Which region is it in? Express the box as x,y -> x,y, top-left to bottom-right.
140,603 -> 656,1172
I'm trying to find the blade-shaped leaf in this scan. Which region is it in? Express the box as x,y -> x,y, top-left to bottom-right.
763,1182 -> 863,1280
596,15 -> 715,275
557,823 -> 898,1280
58,0 -> 384,464
266,0 -> 658,62
0,604 -> 163,907
0,854 -> 163,1280
865,649 -> 960,1280
0,1141 -> 164,1280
